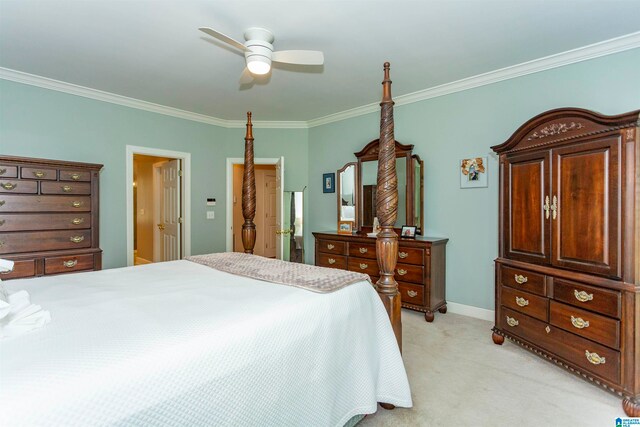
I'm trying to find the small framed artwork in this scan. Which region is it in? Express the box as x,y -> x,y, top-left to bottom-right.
337,220 -> 354,235
460,157 -> 488,188
323,173 -> 335,193
400,225 -> 417,239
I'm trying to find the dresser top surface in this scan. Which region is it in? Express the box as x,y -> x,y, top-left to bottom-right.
0,155 -> 103,170
313,230 -> 448,244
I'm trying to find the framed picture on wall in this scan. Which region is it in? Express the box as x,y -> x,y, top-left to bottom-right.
323,172 -> 335,193
460,157 -> 488,188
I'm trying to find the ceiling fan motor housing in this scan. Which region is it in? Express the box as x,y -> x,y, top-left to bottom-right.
244,28 -> 275,74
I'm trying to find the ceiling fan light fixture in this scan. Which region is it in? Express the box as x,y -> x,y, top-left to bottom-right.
246,55 -> 271,75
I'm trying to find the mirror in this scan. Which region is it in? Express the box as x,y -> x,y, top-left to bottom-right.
337,162 -> 358,225
283,191 -> 304,263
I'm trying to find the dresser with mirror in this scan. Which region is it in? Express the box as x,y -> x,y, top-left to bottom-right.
314,139 -> 448,322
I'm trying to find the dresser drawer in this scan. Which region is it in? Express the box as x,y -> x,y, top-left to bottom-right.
501,307 -> 620,384
0,230 -> 91,254
501,286 -> 548,321
397,246 -> 424,265
317,239 -> 347,255
41,181 -> 91,195
0,180 -> 38,194
553,279 -> 620,318
60,170 -> 91,182
317,253 -> 347,270
45,253 -> 95,275
0,213 -> 91,232
501,265 -> 546,296
549,301 -> 620,349
348,242 -> 376,259
399,282 -> 424,305
21,167 -> 57,181
0,165 -> 18,179
395,263 -> 423,284
348,257 -> 378,276
0,195 -> 91,212
0,259 -> 36,280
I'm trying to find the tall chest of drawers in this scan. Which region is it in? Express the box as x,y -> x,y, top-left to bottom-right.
0,156 -> 103,279
313,231 -> 448,322
491,108 -> 640,416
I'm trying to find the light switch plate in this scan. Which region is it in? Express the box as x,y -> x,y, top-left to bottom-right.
206,211 -> 215,219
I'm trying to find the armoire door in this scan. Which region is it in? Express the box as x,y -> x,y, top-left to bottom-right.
551,135 -> 621,278
503,151 -> 551,265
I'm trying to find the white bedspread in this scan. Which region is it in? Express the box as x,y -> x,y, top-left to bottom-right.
0,260 -> 411,426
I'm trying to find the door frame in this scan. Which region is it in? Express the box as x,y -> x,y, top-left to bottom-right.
226,157 -> 284,256
126,145 -> 191,266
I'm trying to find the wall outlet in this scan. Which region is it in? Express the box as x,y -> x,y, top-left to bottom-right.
206,211 -> 215,219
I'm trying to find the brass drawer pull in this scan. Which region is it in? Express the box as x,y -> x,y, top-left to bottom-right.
506,316 -> 519,327
1,183 -> 16,190
398,252 -> 408,259
585,350 -> 605,365
72,217 -> 84,225
0,240 -> 4,247
70,235 -> 85,243
327,244 -> 335,250
551,195 -> 558,220
62,185 -> 73,193
328,258 -> 336,265
0,168 -> 6,175
0,200 -> 4,207
571,316 -> 590,329
574,290 -> 593,303
359,263 -> 368,270
359,247 -> 368,254
63,259 -> 78,268
543,195 -> 550,219
72,201 -> 83,208
70,173 -> 81,181
0,220 -> 5,226
515,296 -> 529,307
398,268 -> 408,276
407,290 -> 418,298
33,171 -> 46,178
514,274 -> 528,284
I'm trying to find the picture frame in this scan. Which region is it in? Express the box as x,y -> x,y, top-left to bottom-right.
460,157 -> 488,188
337,220 -> 354,235
400,225 -> 417,239
323,172 -> 335,193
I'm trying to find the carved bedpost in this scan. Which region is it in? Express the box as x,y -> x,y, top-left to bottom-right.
375,62 -> 402,352
241,112 -> 257,254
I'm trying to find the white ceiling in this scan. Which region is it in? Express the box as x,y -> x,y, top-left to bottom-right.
1,0 -> 639,121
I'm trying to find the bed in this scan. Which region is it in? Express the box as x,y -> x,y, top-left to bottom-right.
0,63 -> 409,425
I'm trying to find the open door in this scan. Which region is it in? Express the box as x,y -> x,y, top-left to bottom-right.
275,157 -> 284,260
155,159 -> 181,262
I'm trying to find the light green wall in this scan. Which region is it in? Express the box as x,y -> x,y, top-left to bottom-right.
0,80 -> 308,269
308,48 -> 640,310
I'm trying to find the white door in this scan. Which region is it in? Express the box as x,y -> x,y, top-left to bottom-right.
275,157 -> 284,259
158,159 -> 181,261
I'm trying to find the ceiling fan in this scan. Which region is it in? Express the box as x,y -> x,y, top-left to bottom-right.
199,27 -> 324,83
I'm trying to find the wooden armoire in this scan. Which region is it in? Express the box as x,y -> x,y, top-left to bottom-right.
491,108 -> 640,416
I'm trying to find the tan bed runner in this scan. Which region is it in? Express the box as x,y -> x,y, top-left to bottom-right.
186,252 -> 371,293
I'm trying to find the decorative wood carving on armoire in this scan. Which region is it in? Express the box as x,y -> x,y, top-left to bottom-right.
0,155 -> 103,279
490,108 -> 640,416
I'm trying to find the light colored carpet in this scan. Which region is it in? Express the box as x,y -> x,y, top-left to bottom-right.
361,310 -> 623,426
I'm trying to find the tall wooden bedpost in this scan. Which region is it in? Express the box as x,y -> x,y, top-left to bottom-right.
242,112 -> 257,254
375,62 -> 402,351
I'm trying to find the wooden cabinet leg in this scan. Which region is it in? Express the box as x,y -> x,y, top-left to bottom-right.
492,332 -> 505,345
379,403 -> 395,410
623,397 -> 640,417
438,304 -> 447,314
424,311 -> 434,322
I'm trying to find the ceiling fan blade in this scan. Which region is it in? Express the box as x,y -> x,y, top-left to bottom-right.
271,50 -> 324,65
239,67 -> 254,85
199,27 -> 249,52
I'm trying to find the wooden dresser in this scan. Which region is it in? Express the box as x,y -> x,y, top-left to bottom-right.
0,155 -> 103,280
313,231 -> 448,322
491,108 -> 640,416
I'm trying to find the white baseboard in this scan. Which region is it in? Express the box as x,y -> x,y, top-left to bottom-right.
446,302 -> 495,322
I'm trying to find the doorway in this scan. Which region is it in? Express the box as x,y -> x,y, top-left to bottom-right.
126,146 -> 191,267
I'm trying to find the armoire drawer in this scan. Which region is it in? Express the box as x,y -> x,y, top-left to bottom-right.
45,253 -> 95,275
317,239 -> 347,255
0,213 -> 91,232
60,170 -> 91,182
348,257 -> 378,276
399,282 -> 424,305
549,301 -> 620,349
397,246 -> 425,266
0,259 -> 36,280
20,167 -> 57,180
500,265 -> 546,296
348,242 -> 376,259
395,263 -> 423,284
41,181 -> 91,195
553,279 -> 620,319
501,286 -> 548,321
0,230 -> 91,254
0,195 -> 91,212
0,165 -> 18,179
0,180 -> 38,194
317,253 -> 347,270
501,307 -> 620,384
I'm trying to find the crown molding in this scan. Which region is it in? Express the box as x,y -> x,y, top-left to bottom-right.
308,31 -> 640,127
1,31 -> 638,130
